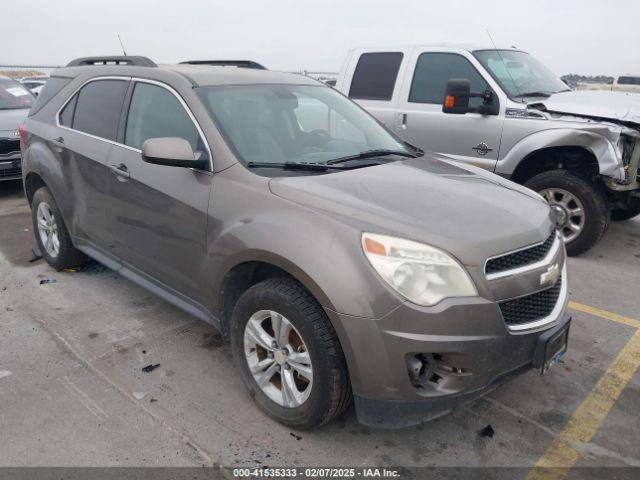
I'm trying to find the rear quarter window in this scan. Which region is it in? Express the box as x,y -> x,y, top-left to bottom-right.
28,77 -> 71,116
348,52 -> 403,101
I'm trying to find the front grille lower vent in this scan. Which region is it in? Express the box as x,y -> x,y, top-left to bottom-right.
498,277 -> 562,327
0,139 -> 20,156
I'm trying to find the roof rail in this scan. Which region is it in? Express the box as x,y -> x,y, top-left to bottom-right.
66,56 -> 157,67
180,60 -> 266,70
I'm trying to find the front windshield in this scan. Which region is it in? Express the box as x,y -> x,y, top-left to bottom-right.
473,50 -> 569,99
0,78 -> 34,109
197,84 -> 408,166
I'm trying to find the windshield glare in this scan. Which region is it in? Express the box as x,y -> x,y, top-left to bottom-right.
0,78 -> 34,109
473,50 -> 568,98
197,85 -> 407,166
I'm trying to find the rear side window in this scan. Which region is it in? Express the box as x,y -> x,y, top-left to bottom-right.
409,53 -> 488,108
59,94 -> 77,126
124,82 -> 204,155
28,77 -> 70,116
349,52 -> 403,101
71,80 -> 128,141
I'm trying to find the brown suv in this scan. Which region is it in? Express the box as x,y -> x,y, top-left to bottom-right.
21,56 -> 570,428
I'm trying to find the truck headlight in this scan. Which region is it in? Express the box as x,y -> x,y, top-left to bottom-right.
362,233 -> 477,306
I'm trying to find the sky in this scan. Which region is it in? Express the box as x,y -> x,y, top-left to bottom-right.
5,0 -> 639,76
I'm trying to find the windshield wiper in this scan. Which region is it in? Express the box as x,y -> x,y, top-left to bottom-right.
246,161 -> 356,171
513,91 -> 552,98
326,149 -> 417,165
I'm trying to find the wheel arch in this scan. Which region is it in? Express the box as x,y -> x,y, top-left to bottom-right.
511,146 -> 600,184
499,127 -> 623,182
214,252 -> 339,339
24,171 -> 48,206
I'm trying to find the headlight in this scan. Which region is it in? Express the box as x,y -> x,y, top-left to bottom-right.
361,233 -> 477,306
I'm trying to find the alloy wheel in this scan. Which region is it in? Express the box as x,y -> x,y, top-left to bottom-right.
36,202 -> 60,258
243,310 -> 313,408
540,188 -> 585,243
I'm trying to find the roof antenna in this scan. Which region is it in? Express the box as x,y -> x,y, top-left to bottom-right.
117,34 -> 128,56
485,29 -> 521,97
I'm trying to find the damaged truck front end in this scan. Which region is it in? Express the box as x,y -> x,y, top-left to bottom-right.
527,92 -> 640,213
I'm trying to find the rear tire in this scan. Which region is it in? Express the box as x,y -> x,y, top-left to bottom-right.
31,187 -> 87,271
525,170 -> 609,256
611,207 -> 640,222
230,277 -> 352,429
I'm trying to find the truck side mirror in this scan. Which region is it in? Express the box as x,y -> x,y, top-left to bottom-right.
442,79 -> 471,114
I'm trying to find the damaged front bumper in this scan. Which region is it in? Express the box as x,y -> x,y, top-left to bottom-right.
351,312 -> 571,428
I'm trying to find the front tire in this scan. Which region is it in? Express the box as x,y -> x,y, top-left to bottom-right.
230,277 -> 351,429
525,170 -> 609,256
31,187 -> 87,270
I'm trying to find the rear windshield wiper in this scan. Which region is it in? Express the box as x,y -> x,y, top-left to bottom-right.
326,149 -> 417,165
246,161 -> 357,171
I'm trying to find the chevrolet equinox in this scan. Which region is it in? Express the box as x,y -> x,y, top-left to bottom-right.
20,56 -> 571,428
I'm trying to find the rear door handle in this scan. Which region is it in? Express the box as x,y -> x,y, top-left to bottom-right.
109,164 -> 130,180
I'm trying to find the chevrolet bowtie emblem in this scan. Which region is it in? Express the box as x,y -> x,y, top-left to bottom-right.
540,263 -> 560,286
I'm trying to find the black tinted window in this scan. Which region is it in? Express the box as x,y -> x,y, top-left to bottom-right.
72,80 -> 128,140
618,76 -> 640,85
349,52 -> 403,101
125,82 -> 203,154
409,53 -> 488,108
59,93 -> 77,126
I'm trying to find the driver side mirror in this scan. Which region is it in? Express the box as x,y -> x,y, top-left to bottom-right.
141,137 -> 207,169
442,79 -> 471,114
442,79 -> 498,115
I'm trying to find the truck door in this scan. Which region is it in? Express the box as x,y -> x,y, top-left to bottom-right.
395,49 -> 505,171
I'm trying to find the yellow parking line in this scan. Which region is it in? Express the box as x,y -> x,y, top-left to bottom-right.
526,317 -> 640,479
569,301 -> 640,329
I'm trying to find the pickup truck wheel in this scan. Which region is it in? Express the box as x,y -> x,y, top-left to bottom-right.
31,187 -> 87,270
230,277 -> 351,429
610,207 -> 640,221
525,170 -> 609,256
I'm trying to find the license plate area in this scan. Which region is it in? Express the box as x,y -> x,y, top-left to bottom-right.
532,317 -> 570,374
541,325 -> 569,374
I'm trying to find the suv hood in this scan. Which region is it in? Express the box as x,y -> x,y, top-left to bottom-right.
269,156 -> 554,266
530,90 -> 640,126
0,108 -> 29,133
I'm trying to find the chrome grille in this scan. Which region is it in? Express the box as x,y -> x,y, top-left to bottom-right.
498,277 -> 562,327
486,231 -> 556,275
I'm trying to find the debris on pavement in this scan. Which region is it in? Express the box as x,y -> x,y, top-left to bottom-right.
133,392 -> 147,400
39,278 -> 57,285
150,398 -> 158,403
479,425 -> 495,438
142,363 -> 160,373
289,432 -> 302,441
0,369 -> 13,380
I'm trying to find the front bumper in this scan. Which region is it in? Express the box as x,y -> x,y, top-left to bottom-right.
329,292 -> 570,428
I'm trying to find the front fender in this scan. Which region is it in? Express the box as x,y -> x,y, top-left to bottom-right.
205,210 -> 401,321
499,127 -> 624,180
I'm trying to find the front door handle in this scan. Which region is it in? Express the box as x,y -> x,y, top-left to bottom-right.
109,164 -> 130,180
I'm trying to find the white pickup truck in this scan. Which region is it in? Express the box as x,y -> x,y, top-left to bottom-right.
335,45 -> 640,255
577,75 -> 640,94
